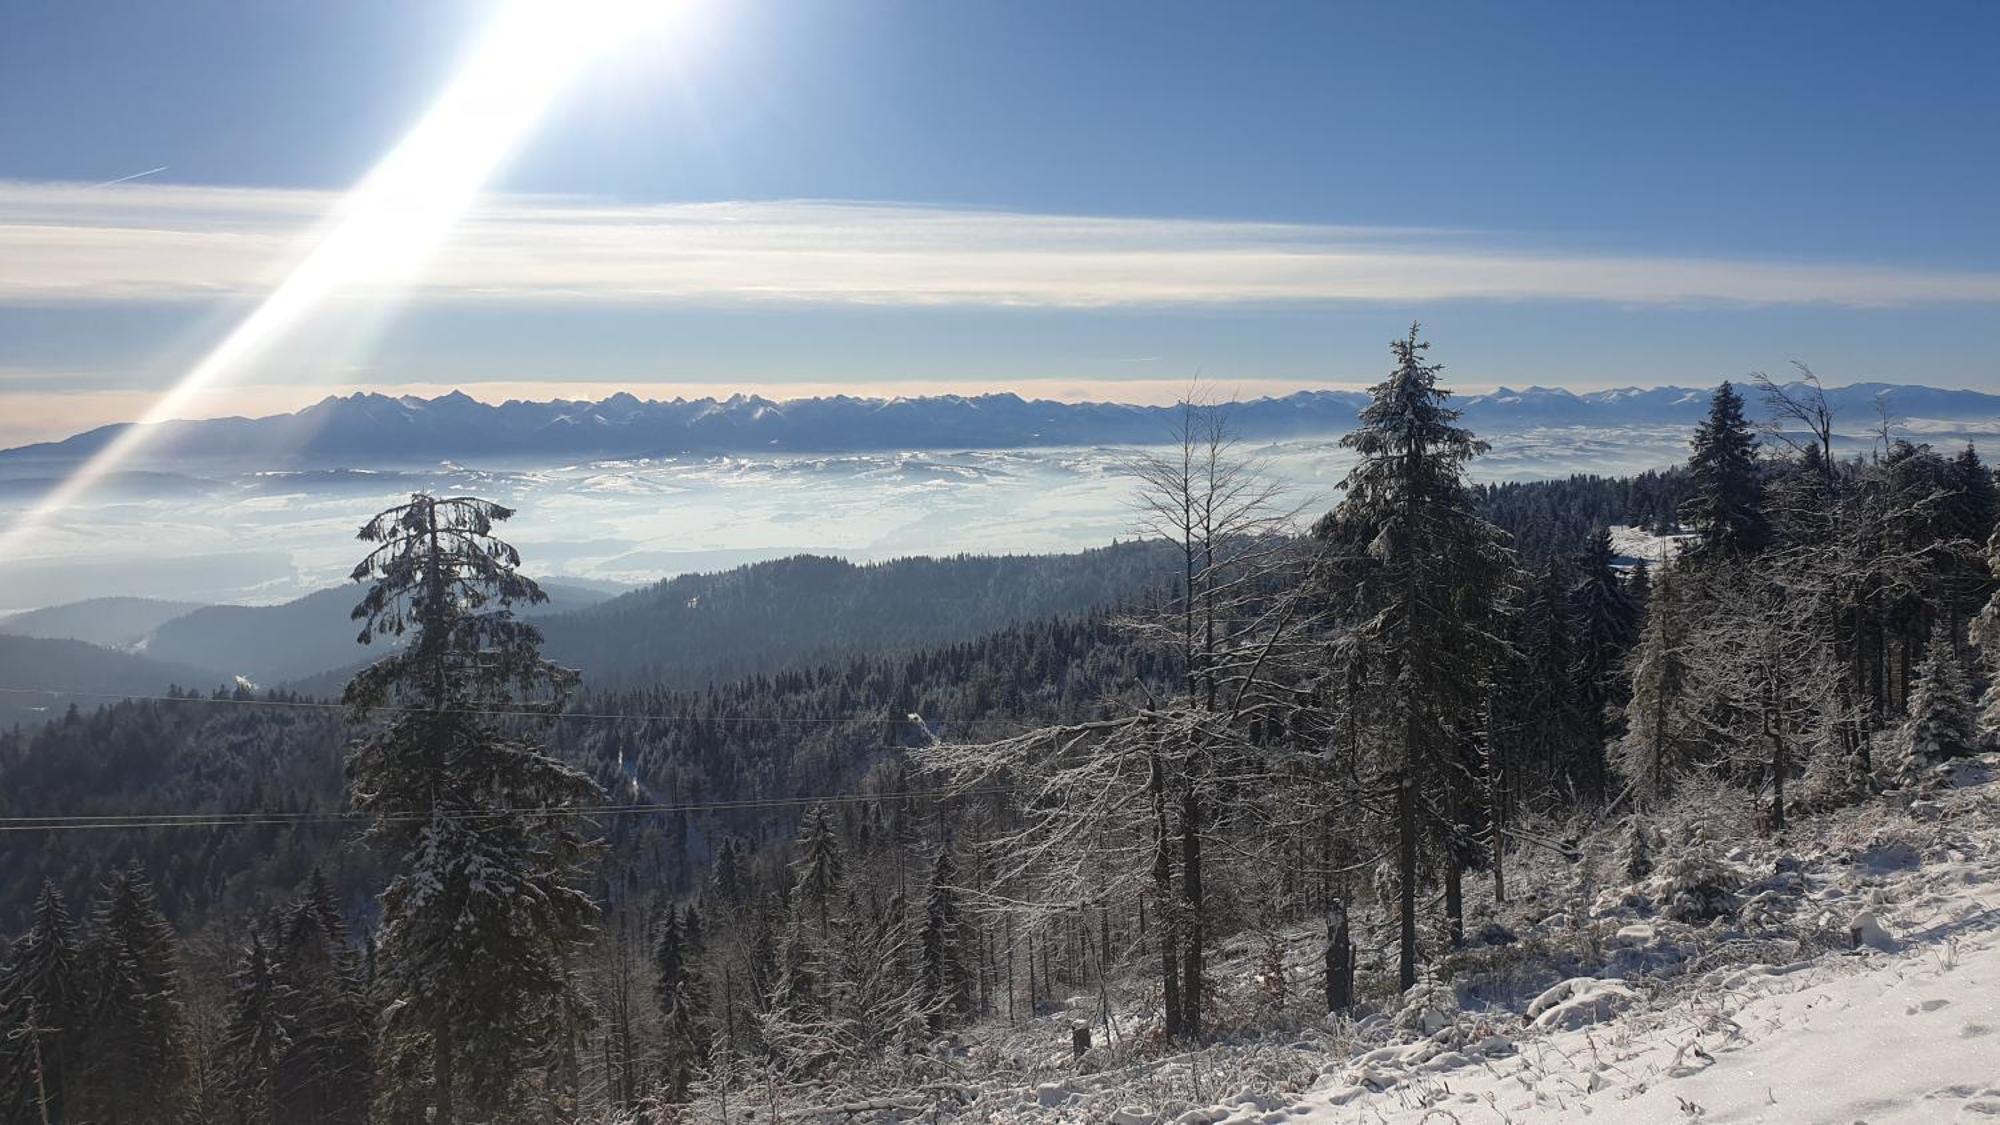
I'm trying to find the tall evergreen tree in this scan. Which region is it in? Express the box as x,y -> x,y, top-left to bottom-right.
791,806 -> 845,934
0,882 -> 88,1124
344,494 -> 601,1124
917,850 -> 971,1030
1518,560 -> 1585,791
1681,382 -> 1769,558
1618,564 -> 1697,802
271,874 -> 372,1125
222,933 -> 290,1125
1947,444 -> 1998,548
1570,528 -> 1641,794
83,865 -> 191,1124
1316,324 -> 1514,990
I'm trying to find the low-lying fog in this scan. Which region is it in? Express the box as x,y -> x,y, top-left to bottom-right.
0,425 -> 1732,613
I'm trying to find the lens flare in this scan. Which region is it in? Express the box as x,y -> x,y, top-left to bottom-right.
0,0 -> 686,560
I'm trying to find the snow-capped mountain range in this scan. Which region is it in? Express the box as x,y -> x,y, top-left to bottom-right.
6,381 -> 2000,467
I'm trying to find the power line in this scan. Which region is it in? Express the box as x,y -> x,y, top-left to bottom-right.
0,786 -> 1017,834
0,685 -> 945,727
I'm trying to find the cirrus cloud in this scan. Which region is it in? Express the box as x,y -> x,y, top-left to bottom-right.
4,179 -> 2000,309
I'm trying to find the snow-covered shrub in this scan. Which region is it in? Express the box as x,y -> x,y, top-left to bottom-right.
1392,965 -> 1458,1038
1618,815 -> 1656,881
1800,733 -> 1874,810
1525,976 -> 1640,1030
1658,838 -> 1741,923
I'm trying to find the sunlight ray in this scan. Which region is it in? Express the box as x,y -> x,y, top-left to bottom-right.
0,0 -> 688,559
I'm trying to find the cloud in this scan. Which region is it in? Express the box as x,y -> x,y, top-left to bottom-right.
5,180 -> 2000,309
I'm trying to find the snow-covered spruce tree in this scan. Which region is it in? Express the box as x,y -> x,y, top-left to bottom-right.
343,494 -> 601,1125
1617,562 -> 1697,803
1570,527 -> 1640,794
792,805 -> 845,934
1659,834 -> 1740,924
1515,559 -> 1586,794
0,882 -> 89,1124
1679,381 -> 1769,560
1315,324 -> 1513,991
1890,618 -> 1978,785
1970,500 -> 2000,742
82,864 -> 193,1124
222,933 -> 290,1123
270,872 -> 373,1125
918,850 -> 972,1031
652,906 -> 711,1103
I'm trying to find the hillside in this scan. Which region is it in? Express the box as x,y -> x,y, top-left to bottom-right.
533,540 -> 1180,688
0,596 -> 205,648
646,756 -> 2000,1123
140,578 -> 613,686
0,635 -> 228,727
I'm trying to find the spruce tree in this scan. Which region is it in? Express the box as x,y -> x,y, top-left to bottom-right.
223,933 -> 290,1125
1681,382 -> 1769,558
1570,528 -> 1641,794
918,850 -> 971,1031
791,806 -> 845,934
652,909 -> 686,1015
83,865 -> 191,1124
271,874 -> 372,1125
1316,324 -> 1513,990
1619,564 -> 1697,801
1520,560 -> 1586,791
1948,443 -> 1998,548
0,882 -> 88,1124
343,494 -> 601,1123
1891,618 -> 1978,785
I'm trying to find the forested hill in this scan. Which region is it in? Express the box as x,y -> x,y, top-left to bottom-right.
1474,468 -> 1690,563
135,578 -> 611,687
0,611 -> 1162,933
0,596 -> 202,649
532,540 -> 1181,689
0,635 -> 227,728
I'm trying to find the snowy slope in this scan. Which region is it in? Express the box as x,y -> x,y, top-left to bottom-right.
946,759 -> 2000,1124
1257,760 -> 2000,1124
636,760 -> 2000,1125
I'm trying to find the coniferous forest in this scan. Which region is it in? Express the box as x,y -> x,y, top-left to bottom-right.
5,329 -> 2000,1123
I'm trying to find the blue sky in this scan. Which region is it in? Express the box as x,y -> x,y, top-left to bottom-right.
3,0 -> 1999,443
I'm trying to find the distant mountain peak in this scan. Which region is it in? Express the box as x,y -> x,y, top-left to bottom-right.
6,381 -> 2000,468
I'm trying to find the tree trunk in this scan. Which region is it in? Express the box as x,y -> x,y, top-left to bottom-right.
435,1013 -> 455,1125
1324,901 -> 1353,1012
1396,769 -> 1419,993
1180,781 -> 1203,1041
1444,852 -> 1464,947
1150,751 -> 1181,1038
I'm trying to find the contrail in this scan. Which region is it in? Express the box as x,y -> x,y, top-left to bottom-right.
92,165 -> 169,188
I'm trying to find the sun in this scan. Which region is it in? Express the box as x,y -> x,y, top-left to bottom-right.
0,0 -> 703,558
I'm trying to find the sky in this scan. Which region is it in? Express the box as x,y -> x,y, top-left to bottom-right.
3,0 -> 2000,445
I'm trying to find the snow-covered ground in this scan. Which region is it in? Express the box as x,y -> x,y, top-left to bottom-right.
1171,760 -> 2000,1125
786,756 -> 2000,1124
1609,523 -> 1691,568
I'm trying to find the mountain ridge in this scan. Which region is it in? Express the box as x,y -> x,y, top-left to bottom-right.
8,381 -> 2000,467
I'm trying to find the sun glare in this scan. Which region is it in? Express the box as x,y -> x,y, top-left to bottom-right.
0,0 -> 694,558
